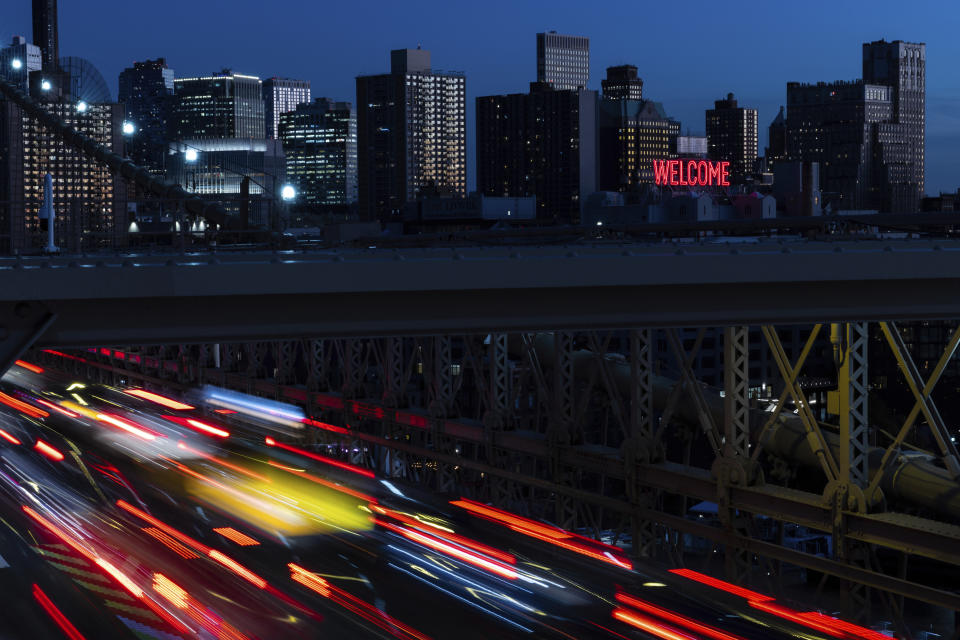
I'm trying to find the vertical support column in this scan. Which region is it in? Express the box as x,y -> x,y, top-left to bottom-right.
723,326 -> 750,458
485,333 -> 511,505
628,328 -> 658,559
341,339 -> 364,399
382,337 -> 403,408
304,339 -> 325,391
275,340 -> 295,386
552,331 -> 577,530
840,322 -> 869,490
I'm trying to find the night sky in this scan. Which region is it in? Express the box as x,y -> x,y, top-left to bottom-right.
4,0 -> 958,194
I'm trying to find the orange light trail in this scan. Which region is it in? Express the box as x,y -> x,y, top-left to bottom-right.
208,550 -> 267,589
141,527 -> 200,559
32,584 -> 87,640
117,500 -> 212,555
0,392 -> 49,419
749,600 -> 842,637
0,429 -> 21,445
96,413 -> 162,441
302,417 -> 350,435
668,568 -> 774,602
162,415 -> 230,438
152,573 -> 189,609
124,389 -> 194,410
451,498 -> 633,570
176,442 -> 268,481
22,505 -> 93,558
615,592 -> 746,640
34,399 -> 79,418
95,558 -> 143,598
264,437 -> 375,478
34,440 -> 64,461
372,505 -> 515,564
14,360 -> 43,374
213,527 -> 260,547
289,564 -> 431,640
377,519 -> 517,580
612,608 -> 697,640
266,460 -> 376,502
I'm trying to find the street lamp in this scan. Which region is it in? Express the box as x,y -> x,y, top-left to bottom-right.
10,58 -> 22,70
122,121 -> 136,135
184,148 -> 198,163
40,79 -> 51,91
280,184 -> 296,202
76,101 -> 88,113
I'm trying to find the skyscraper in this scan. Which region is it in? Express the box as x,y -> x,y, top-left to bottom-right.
597,97 -> 680,189
172,71 -> 265,140
0,36 -> 42,92
476,84 -> 597,224
31,0 -> 58,71
536,32 -> 589,90
602,65 -> 642,101
863,39 -> 925,202
356,49 -> 466,220
705,93 -> 758,184
264,77 -> 311,139
118,58 -> 174,174
784,39 -> 924,213
279,98 -> 357,207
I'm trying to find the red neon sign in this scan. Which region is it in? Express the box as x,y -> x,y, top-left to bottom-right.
653,160 -> 730,187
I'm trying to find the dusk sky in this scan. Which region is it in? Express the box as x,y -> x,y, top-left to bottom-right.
5,0 -> 958,193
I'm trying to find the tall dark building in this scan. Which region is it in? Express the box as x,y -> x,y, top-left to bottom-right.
602,65 -> 642,101
32,0 -> 58,71
784,40 -> 924,213
118,58 -> 175,174
172,71 -> 265,140
476,84 -> 596,224
765,106 -> 786,167
705,93 -> 757,184
356,49 -> 466,220
536,32 -> 589,90
264,77 -> 311,139
279,98 -> 357,207
597,96 -> 680,190
863,39 -> 925,201
786,80 -> 894,211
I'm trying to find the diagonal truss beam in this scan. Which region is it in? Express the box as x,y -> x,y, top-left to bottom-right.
666,329 -> 722,457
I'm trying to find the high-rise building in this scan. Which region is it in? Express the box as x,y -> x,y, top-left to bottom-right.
536,32 -> 589,90
784,40 -> 925,213
0,36 -> 42,92
356,49 -> 466,220
765,106 -> 786,167
0,98 -> 126,253
602,65 -> 642,101
172,71 -> 265,140
597,97 -> 680,190
705,93 -> 758,184
476,84 -> 597,224
676,135 -> 708,158
32,0 -> 58,71
118,58 -> 174,174
863,39 -> 925,202
264,77 -> 311,139
279,98 -> 357,207
786,80 -> 895,211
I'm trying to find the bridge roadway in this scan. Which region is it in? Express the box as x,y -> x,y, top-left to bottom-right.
0,238 -> 959,356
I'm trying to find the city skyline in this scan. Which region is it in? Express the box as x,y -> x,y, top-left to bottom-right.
2,0 -> 957,194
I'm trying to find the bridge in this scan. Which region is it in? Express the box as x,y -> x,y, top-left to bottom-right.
2,73 -> 960,640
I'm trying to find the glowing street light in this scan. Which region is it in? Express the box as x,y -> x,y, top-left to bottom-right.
184,148 -> 198,163
280,184 -> 296,202
40,79 -> 51,91
76,101 -> 88,113
122,121 -> 136,135
11,58 -> 23,70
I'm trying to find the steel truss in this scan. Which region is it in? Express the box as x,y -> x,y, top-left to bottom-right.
36,324 -> 960,637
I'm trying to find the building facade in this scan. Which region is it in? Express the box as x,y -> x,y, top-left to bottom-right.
476,85 -> 597,224
32,0 -> 58,71
536,32 -> 589,90
172,71 -> 265,140
264,77 -> 311,140
118,58 -> 175,174
601,65 -> 642,101
0,36 -> 42,92
705,93 -> 757,184
597,97 -> 680,190
278,98 -> 357,207
356,49 -> 466,220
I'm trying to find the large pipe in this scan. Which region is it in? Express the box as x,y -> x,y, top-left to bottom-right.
0,78 -> 240,230
514,335 -> 960,520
